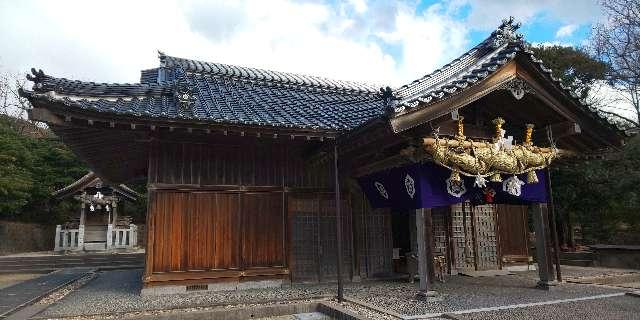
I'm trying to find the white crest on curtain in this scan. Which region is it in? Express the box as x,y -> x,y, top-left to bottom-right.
405,174 -> 416,199
446,178 -> 467,197
374,181 -> 389,199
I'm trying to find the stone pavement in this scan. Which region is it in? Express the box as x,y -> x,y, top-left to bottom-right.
0,268 -> 92,318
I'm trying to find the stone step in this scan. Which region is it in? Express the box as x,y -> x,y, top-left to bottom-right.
560,259 -> 593,267
560,251 -> 594,260
0,257 -> 143,265
0,253 -> 144,272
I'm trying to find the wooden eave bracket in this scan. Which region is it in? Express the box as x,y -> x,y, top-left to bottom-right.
30,107 -> 338,141
546,121 -> 581,139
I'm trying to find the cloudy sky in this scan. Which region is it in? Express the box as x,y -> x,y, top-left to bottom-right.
0,0 -> 604,88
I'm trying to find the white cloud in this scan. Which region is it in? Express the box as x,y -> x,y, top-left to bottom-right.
347,0 -> 368,14
377,4 -> 469,84
451,0 -> 602,31
555,24 -> 578,38
0,0 -> 472,89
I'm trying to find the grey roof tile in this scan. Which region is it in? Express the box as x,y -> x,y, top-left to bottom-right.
22,57 -> 385,131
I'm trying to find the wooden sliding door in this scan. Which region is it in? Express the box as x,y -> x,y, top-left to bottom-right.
145,190 -> 285,282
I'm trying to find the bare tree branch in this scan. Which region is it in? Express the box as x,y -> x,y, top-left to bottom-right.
591,0 -> 640,127
598,109 -> 640,127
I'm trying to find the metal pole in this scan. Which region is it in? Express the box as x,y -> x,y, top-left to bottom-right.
334,143 -> 344,302
545,169 -> 562,282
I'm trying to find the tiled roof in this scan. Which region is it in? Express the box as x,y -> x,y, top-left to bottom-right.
52,171 -> 140,201
21,56 -> 385,131
391,17 -> 591,114
158,53 -> 379,93
20,17 -> 620,136
389,17 -> 624,137
392,17 -> 525,112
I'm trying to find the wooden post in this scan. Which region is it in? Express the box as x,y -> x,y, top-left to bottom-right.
469,203 -> 479,271
79,202 -> 86,226
111,201 -> 119,226
334,144 -> 344,302
545,170 -> 562,282
416,208 -> 436,299
106,224 -> 113,249
78,203 -> 86,251
424,208 -> 435,283
531,203 -> 556,289
54,225 -> 62,251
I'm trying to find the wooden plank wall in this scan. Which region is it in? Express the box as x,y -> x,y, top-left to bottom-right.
148,140 -> 332,188
144,138 -> 334,285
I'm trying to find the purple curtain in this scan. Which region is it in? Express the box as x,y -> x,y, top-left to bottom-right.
357,162 -> 548,209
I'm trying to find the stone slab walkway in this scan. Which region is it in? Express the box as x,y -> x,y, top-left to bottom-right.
0,268 -> 92,318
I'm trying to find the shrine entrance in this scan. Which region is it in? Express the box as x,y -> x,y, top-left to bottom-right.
448,204 -> 499,272
288,193 -> 353,283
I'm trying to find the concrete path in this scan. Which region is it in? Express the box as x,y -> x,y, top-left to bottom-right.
0,268 -> 91,319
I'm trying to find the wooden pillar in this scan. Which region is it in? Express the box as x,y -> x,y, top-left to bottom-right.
545,170 -> 562,282
416,208 -> 436,298
111,200 -> 119,226
531,203 -> 556,289
79,202 -> 86,226
424,208 -> 436,283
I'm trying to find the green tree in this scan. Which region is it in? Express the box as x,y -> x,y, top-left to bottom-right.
530,45 -> 640,244
0,115 -> 87,223
552,135 -> 640,244
530,45 -> 609,100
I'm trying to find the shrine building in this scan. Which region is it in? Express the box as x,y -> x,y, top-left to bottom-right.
22,18 -> 624,295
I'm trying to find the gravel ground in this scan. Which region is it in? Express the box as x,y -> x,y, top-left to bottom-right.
455,295 -> 640,320
40,268 -> 633,318
344,271 -> 628,316
561,265 -> 638,279
41,269 -> 336,317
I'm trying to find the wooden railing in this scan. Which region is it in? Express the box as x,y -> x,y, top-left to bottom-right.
54,225 -> 84,251
107,224 -> 138,249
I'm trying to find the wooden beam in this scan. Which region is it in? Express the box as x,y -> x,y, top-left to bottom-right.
547,122 -> 581,139
434,119 -> 494,140
353,154 -> 412,177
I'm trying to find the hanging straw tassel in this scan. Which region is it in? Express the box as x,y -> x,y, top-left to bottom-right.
450,170 -> 461,182
527,170 -> 539,184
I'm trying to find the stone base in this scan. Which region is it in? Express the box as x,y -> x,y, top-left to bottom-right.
536,280 -> 560,290
504,264 -> 536,272
83,242 -> 107,251
141,279 -> 284,296
415,290 -> 438,300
